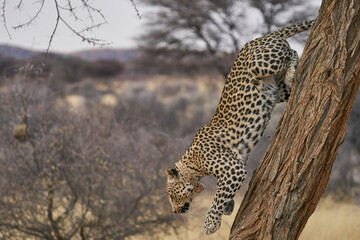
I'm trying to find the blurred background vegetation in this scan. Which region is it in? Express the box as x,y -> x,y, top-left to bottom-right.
0,0 -> 359,239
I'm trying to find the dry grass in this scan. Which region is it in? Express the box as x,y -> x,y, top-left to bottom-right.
129,191 -> 242,240
129,194 -> 360,240
300,197 -> 360,240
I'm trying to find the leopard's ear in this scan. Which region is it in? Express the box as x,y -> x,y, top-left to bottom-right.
165,168 -> 178,182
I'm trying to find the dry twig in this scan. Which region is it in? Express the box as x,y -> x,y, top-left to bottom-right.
1,0 -> 12,39
1,0 -> 112,63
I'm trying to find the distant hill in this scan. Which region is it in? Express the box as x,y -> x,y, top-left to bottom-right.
0,44 -> 40,60
0,44 -> 138,63
70,48 -> 138,62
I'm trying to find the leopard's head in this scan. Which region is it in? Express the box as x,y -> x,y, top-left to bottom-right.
165,168 -> 195,213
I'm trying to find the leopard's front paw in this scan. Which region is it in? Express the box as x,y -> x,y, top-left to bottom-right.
224,199 -> 234,215
202,215 -> 221,235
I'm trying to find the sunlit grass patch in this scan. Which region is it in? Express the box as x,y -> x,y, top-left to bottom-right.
128,195 -> 360,240
101,94 -> 118,106
128,192 -> 242,240
65,94 -> 85,109
300,196 -> 360,240
0,86 -> 8,93
94,82 -> 109,92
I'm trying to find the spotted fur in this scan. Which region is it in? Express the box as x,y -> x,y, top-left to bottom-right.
165,20 -> 315,235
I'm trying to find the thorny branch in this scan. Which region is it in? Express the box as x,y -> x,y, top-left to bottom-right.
13,0 -> 45,30
45,0 -> 61,63
1,0 -> 115,63
16,0 -> 24,9
59,17 -> 108,46
1,0 -> 11,39
80,0 -> 107,24
62,0 -> 80,21
131,0 -> 141,19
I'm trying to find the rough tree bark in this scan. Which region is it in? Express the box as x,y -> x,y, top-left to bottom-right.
229,0 -> 360,239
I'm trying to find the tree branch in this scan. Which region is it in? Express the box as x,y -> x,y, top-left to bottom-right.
0,222 -> 50,239
1,0 -> 12,39
130,0 -> 141,19
47,185 -> 65,240
44,0 -> 61,63
13,0 -> 45,30
16,0 -> 23,9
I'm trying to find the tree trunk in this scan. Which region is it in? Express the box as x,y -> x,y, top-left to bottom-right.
229,0 -> 360,239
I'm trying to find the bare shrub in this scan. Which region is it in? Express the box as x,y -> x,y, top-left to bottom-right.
0,78 -> 180,240
0,57 -> 24,79
86,59 -> 125,79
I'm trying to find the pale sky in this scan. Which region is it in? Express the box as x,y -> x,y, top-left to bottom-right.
0,0 -> 145,53
0,1 -> 321,54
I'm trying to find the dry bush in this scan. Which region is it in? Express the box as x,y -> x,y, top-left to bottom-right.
0,54 -> 124,92
0,57 -> 24,79
134,49 -> 232,77
112,79 -> 216,137
0,78 -> 181,240
85,59 -> 125,79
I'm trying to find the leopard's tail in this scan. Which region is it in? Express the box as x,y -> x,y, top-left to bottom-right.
267,20 -> 315,39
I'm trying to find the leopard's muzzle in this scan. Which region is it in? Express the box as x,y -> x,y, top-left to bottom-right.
175,202 -> 190,213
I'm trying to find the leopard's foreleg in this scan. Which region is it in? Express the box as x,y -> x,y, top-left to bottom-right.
202,160 -> 246,235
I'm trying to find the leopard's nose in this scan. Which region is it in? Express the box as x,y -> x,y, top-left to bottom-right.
179,203 -> 190,213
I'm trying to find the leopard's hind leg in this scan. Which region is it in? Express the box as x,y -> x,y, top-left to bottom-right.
277,81 -> 292,103
284,49 -> 299,82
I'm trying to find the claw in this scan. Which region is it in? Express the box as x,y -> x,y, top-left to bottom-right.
202,216 -> 221,235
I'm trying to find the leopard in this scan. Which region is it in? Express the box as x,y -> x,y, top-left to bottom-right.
165,20 -> 315,235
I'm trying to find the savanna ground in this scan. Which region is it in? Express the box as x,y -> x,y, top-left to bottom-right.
130,194 -> 360,240
1,74 -> 359,239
